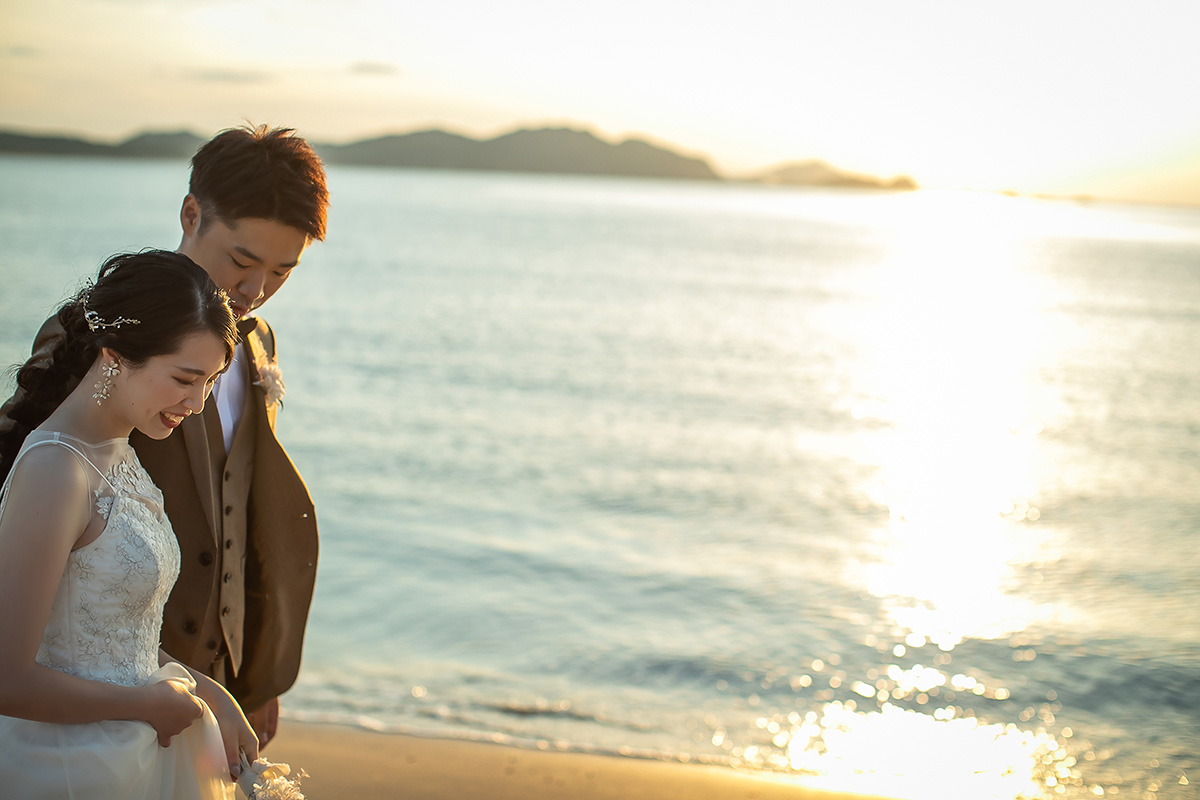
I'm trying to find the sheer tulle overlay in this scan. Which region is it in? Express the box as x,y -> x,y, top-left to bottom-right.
0,432 -> 235,799
0,663 -> 233,799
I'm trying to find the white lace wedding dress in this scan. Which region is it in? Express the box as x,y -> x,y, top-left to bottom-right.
0,431 -> 235,799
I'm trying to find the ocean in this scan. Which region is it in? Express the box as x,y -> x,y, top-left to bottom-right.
1,154 -> 1197,800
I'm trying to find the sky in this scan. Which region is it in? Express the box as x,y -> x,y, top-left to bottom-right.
2,0 -> 1199,204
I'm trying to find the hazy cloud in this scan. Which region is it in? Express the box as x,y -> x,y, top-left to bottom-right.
91,0 -> 225,4
182,68 -> 273,84
5,46 -> 41,58
349,61 -> 399,76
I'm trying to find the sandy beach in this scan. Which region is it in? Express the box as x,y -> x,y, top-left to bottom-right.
267,721 -> 896,800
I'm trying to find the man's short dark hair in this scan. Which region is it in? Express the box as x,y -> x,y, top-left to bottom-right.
189,125 -> 329,241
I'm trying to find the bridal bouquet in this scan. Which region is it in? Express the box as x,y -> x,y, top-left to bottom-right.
237,751 -> 307,800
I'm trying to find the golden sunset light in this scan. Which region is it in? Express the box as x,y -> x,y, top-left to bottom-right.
2,1 -> 1198,798
3,0 -> 1199,203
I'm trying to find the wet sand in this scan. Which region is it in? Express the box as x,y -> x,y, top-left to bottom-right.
267,721 -> 897,800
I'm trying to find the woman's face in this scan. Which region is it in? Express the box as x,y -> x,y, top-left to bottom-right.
108,332 -> 230,440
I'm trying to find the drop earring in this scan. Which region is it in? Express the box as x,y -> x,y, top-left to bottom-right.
93,360 -> 120,405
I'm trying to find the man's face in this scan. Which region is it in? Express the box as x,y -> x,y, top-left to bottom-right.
178,194 -> 310,320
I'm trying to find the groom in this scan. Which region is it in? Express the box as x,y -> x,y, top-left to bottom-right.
0,125 -> 328,749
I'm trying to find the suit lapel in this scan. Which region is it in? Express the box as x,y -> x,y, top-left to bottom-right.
242,325 -> 276,429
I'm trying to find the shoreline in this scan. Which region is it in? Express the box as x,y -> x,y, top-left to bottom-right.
266,720 -> 899,800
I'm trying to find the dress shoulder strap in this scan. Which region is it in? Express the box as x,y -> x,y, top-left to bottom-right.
0,433 -> 127,521
10,435 -> 117,493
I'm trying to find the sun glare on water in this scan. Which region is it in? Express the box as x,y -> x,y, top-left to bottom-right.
775,193 -> 1081,799
852,191 -> 1066,648
785,702 -> 1067,800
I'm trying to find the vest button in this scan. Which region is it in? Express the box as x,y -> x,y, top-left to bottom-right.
223,572 -> 232,583
225,470 -> 232,481
225,539 -> 233,549
198,552 -> 213,566
224,505 -> 233,515
184,620 -> 198,634
221,607 -> 230,617
206,639 -> 218,650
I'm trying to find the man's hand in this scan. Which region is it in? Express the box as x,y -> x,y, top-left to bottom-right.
247,696 -> 280,750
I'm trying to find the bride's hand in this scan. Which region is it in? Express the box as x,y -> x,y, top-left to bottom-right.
141,678 -> 205,747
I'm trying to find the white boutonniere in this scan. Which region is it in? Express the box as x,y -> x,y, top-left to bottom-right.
255,359 -> 286,408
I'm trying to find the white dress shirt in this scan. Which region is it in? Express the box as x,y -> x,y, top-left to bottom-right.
211,340 -> 249,453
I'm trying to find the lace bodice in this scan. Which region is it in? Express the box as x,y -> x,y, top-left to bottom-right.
0,431 -> 180,687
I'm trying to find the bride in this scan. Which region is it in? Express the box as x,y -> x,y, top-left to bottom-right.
0,251 -> 258,798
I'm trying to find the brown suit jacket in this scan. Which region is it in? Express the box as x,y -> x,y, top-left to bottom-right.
1,317 -> 318,712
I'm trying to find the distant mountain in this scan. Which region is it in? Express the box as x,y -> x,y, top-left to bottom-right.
315,127 -> 720,181
112,131 -> 206,159
750,160 -> 917,190
0,127 -> 915,189
0,131 -> 114,157
0,129 -> 204,159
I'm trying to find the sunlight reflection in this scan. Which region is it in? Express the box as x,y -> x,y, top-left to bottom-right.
782,701 -> 1072,800
851,191 -> 1060,647
733,192 -> 1095,800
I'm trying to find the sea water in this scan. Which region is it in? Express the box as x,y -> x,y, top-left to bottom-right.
1,155 -> 1197,799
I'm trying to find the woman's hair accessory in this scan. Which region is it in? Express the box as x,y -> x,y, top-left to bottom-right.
80,280 -> 142,332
